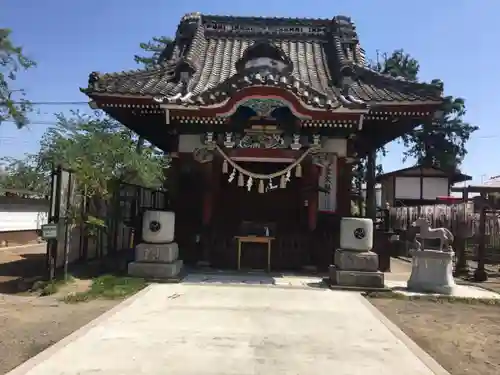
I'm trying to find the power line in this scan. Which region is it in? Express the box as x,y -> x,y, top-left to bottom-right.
2,101 -> 89,106
2,120 -> 57,126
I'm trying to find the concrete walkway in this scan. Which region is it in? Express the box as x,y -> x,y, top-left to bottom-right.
8,283 -> 448,375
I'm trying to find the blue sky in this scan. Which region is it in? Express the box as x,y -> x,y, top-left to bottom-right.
1,0 -> 499,183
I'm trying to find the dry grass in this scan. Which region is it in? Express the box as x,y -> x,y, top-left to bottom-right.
62,275 -> 148,303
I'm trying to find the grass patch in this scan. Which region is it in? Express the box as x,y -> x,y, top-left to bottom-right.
62,275 -> 148,303
363,290 -> 500,305
32,275 -> 74,296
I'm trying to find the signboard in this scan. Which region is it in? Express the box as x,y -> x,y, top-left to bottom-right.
41,223 -> 58,240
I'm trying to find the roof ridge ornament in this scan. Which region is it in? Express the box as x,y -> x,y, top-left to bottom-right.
181,12 -> 202,22
87,72 -> 100,90
236,42 -> 293,74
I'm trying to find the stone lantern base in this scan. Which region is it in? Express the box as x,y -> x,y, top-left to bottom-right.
329,249 -> 384,288
407,249 -> 456,295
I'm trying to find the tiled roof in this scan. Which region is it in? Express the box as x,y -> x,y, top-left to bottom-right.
83,13 -> 442,108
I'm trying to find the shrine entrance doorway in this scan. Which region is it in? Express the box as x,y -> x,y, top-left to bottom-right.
212,161 -> 308,270
218,162 -> 304,227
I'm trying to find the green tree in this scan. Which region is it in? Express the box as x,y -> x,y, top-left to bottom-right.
133,36 -> 173,156
39,111 -> 167,198
0,111 -> 167,199
0,28 -> 36,127
0,155 -> 49,195
372,49 -> 478,171
134,36 -> 173,68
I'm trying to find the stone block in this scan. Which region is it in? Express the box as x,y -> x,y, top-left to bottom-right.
329,267 -> 384,288
334,249 -> 378,272
340,217 -> 373,251
128,260 -> 183,279
142,210 -> 175,243
407,249 -> 456,295
135,242 -> 178,263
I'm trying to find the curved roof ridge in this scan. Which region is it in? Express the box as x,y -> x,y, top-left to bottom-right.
83,12 -> 444,105
353,65 -> 443,97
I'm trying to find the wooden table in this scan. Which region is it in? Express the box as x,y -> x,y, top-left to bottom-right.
234,236 -> 275,272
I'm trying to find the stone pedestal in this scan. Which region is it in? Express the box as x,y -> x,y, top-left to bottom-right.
128,242 -> 182,279
407,249 -> 455,295
330,249 -> 384,288
128,260 -> 183,279
134,242 -> 178,263
334,249 -> 379,271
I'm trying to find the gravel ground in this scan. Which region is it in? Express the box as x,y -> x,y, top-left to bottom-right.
370,298 -> 500,375
0,295 -> 118,375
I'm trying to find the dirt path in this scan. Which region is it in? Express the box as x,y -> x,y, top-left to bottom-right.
370,298 -> 500,375
0,244 -> 46,294
0,295 -> 118,374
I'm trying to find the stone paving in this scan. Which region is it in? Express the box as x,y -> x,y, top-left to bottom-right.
8,282 -> 449,375
183,272 -> 325,288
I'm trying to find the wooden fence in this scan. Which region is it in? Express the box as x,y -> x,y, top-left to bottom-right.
78,181 -> 170,263
390,203 -> 500,264
52,179 -> 170,276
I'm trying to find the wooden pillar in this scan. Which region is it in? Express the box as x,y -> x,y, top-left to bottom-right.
201,162 -> 214,227
454,187 -> 469,276
167,156 -> 180,210
199,160 -> 216,266
336,157 -> 351,217
308,162 -> 319,231
474,193 -> 488,281
365,149 -> 376,220
168,155 -> 181,253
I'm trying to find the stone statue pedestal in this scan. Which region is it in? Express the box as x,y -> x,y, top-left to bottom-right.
407,249 -> 455,295
128,242 -> 183,279
329,249 -> 384,288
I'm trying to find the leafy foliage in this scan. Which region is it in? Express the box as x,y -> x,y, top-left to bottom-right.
372,49 -> 478,171
0,111 -> 167,199
133,36 -> 173,158
134,36 -> 173,68
38,111 -> 167,198
0,28 -> 36,127
352,49 -> 477,206
0,154 -> 48,194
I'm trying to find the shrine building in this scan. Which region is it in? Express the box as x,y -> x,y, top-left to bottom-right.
82,13 -> 444,271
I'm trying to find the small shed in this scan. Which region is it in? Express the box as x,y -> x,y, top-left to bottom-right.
377,165 -> 471,207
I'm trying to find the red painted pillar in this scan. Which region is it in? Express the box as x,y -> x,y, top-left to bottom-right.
308,162 -> 320,231
201,162 -> 214,227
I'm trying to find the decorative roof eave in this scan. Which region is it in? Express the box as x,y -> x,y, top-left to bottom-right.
85,92 -> 158,105
81,62 -> 178,95
152,70 -> 368,111
352,65 -> 444,99
301,119 -> 359,129
369,101 -> 442,108
157,86 -> 369,120
86,92 -> 442,122
155,115 -> 362,128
